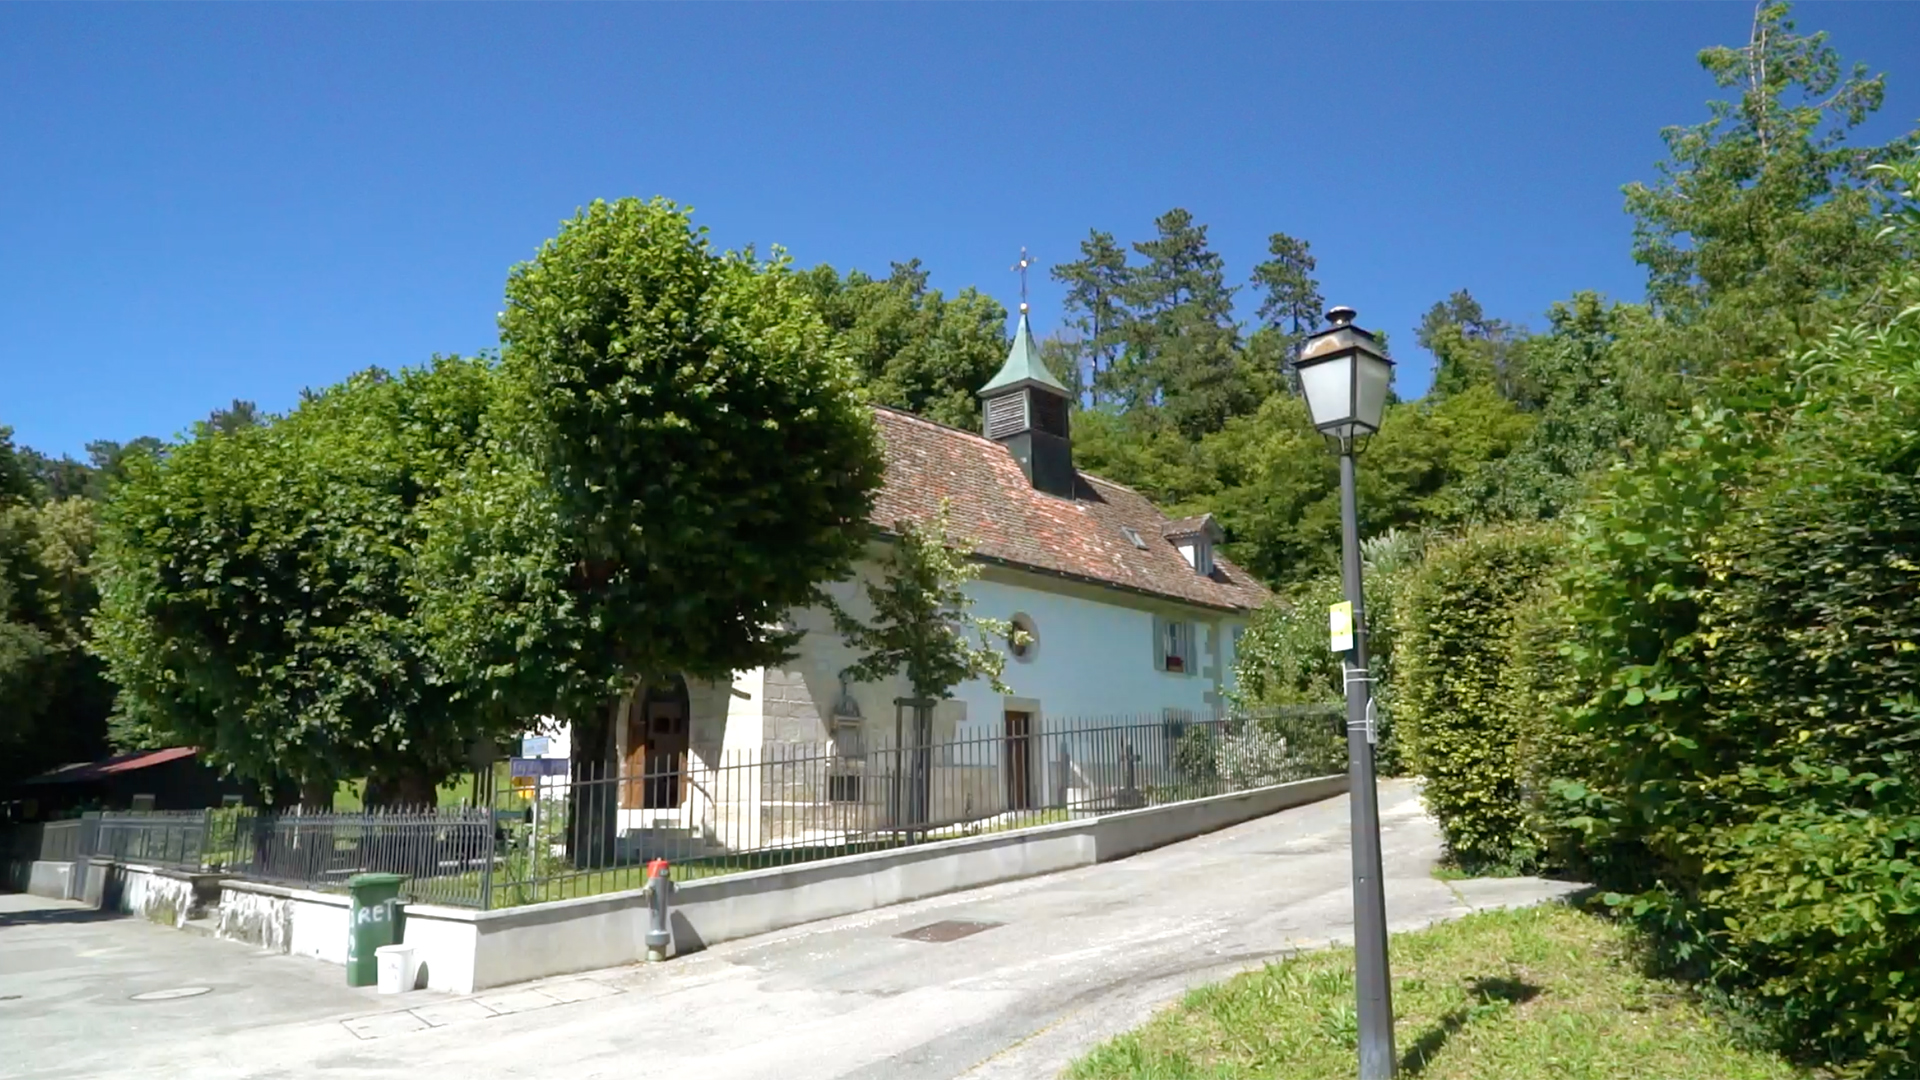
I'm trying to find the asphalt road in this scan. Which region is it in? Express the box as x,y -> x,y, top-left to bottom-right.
0,780 -> 1579,1080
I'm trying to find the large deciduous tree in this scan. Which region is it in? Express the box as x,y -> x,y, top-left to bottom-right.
92,358 -> 505,804
1624,0 -> 1917,374
796,259 -> 1010,430
418,198 -> 885,798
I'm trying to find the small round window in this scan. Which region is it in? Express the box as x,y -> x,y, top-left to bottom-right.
1009,613 -> 1038,663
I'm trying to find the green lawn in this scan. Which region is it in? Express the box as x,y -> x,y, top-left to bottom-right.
1067,902 -> 1804,1080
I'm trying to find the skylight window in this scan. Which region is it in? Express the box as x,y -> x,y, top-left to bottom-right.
1120,526 -> 1148,549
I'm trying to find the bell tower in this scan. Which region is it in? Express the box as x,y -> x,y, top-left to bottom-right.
979,286 -> 1075,498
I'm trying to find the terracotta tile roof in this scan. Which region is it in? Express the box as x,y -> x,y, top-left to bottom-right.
26,746 -> 200,784
1161,513 -> 1220,540
869,407 -> 1271,613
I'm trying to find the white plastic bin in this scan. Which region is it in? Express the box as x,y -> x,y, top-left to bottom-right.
374,943 -> 416,994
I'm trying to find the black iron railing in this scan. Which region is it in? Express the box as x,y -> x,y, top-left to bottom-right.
5,709 -> 1342,911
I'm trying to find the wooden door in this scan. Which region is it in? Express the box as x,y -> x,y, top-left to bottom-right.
643,699 -> 688,809
1004,711 -> 1034,812
621,698 -> 648,810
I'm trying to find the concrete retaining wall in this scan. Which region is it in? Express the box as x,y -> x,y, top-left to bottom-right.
45,774 -> 1344,995
439,772 -> 1346,992
26,860 -> 73,900
82,860 -> 227,928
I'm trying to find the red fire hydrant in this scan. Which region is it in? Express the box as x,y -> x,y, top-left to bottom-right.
644,859 -> 672,962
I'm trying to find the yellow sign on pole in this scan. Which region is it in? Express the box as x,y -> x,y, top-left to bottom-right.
1329,601 -> 1355,652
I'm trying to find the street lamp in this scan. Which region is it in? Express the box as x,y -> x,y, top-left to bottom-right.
1295,305 -> 1397,1079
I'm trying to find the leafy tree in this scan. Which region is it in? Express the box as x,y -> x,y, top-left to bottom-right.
0,503 -> 58,765
1548,163 -> 1920,1071
1450,293 -> 1678,520
78,437 -> 165,502
92,358 -> 505,805
1051,230 -> 1132,406
797,260 -> 1009,430
417,198 -> 885,808
0,430 -> 114,779
1624,0 -> 1916,374
1192,386 -> 1533,584
831,502 -> 1021,703
1417,289 -> 1530,402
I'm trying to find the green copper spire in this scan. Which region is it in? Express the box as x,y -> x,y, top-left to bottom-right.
978,311 -> 1069,397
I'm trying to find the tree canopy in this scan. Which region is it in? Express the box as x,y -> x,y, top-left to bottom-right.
91,359 -> 502,803
416,198 -> 886,746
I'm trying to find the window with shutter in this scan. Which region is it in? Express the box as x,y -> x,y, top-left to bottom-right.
1163,619 -> 1188,674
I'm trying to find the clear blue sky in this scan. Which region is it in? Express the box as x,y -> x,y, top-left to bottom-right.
5,2 -> 1918,460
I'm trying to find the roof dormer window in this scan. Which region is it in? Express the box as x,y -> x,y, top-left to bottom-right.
1162,514 -> 1225,578
1176,537 -> 1214,576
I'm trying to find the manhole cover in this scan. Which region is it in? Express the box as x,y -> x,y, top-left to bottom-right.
130,986 -> 212,1001
895,919 -> 1001,943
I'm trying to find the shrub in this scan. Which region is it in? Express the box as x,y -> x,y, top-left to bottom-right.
1396,523 -> 1564,871
1554,210 -> 1920,1073
1232,529 -> 1423,776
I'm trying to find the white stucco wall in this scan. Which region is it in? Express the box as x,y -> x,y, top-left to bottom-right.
534,557 -> 1251,784
761,559 -> 1248,746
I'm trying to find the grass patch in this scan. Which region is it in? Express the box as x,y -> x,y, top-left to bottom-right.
1067,903 -> 1805,1080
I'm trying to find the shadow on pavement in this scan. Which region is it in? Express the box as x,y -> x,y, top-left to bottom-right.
0,904 -> 125,929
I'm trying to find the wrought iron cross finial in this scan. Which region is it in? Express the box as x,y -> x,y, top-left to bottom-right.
1012,246 -> 1032,313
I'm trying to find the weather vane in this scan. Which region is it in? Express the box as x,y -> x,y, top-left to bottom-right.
1012,246 -> 1033,313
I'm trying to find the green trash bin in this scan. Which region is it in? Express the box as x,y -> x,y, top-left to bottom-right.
346,872 -> 407,988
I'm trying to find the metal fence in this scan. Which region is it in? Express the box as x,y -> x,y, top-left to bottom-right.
3,708 -> 1343,911
476,707 -> 1345,909
80,807 -> 495,907
228,808 -> 495,907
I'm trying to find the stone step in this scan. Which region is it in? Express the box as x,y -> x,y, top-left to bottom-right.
179,916 -> 217,938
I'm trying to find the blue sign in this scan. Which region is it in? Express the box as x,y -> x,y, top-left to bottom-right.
509,757 -> 569,778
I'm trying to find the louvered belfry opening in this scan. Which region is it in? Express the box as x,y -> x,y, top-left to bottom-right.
978,311 -> 1075,498
985,392 -> 1027,441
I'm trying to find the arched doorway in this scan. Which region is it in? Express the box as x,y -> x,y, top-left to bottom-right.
622,676 -> 690,811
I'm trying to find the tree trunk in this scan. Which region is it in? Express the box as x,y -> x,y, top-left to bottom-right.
565,699 -> 621,870
364,769 -> 437,810
298,777 -> 336,811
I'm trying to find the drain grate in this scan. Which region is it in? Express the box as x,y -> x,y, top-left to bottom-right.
895,919 -> 1001,943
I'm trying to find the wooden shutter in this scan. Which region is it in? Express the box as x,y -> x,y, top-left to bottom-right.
1152,615 -> 1168,671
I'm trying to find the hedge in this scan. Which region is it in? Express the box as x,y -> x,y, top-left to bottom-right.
1554,264 -> 1920,1074
1395,523 -> 1564,871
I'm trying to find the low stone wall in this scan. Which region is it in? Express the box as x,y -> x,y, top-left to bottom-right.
445,771 -> 1347,992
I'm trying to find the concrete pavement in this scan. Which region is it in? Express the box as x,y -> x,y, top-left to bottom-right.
0,780 -> 1582,1080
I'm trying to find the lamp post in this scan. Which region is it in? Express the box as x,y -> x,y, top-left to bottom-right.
1294,305 -> 1397,1079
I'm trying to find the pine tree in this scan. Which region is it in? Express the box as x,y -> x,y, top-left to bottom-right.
1050,231 -> 1131,407
1121,209 -> 1255,438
